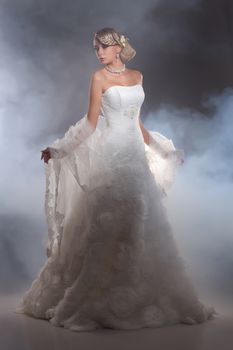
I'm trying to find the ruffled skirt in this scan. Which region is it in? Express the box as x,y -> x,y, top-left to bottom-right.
15,115 -> 216,331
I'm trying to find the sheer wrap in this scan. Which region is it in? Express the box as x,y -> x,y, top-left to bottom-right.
44,113 -> 184,257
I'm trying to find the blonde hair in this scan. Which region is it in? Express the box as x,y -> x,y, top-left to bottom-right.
93,27 -> 136,64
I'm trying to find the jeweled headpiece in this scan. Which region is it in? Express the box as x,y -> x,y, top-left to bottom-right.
93,28 -> 136,63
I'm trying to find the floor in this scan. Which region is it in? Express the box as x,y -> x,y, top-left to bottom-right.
0,294 -> 233,350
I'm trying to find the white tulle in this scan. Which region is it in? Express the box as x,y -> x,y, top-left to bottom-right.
47,113 -> 95,159
15,84 -> 216,331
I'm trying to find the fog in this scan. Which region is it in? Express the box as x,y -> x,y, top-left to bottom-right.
0,0 -> 232,304
148,87 -> 233,300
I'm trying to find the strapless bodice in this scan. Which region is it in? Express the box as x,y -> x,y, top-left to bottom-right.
100,84 -> 145,131
98,83 -> 146,163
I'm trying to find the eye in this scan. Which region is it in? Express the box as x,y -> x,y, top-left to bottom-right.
93,44 -> 108,51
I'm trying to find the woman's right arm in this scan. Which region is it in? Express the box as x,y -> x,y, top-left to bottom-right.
86,70 -> 103,129
41,71 -> 102,163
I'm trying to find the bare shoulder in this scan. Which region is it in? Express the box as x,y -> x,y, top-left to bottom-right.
128,69 -> 143,84
133,69 -> 143,81
90,68 -> 105,83
90,68 -> 108,89
88,69 -> 106,94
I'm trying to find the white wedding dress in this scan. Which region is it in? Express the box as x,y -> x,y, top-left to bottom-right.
16,84 -> 216,331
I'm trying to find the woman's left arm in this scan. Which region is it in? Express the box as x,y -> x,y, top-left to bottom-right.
139,117 -> 171,158
137,71 -> 150,146
139,118 -> 150,145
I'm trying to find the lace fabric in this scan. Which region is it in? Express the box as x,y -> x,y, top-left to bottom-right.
47,113 -> 95,159
15,84 -> 216,331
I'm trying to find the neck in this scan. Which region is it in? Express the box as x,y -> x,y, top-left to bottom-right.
106,61 -> 125,69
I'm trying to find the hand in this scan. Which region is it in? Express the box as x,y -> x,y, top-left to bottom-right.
41,148 -> 51,164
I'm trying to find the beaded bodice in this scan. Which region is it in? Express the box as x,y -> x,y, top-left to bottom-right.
100,84 -> 145,130
99,83 -> 146,163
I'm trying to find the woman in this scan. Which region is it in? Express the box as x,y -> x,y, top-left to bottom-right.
16,27 -> 216,331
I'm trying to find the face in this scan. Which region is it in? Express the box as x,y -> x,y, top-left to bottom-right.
93,39 -> 122,64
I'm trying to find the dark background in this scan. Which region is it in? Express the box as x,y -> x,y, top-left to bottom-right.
0,0 -> 232,303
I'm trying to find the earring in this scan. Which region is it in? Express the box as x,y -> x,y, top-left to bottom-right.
116,53 -> 119,59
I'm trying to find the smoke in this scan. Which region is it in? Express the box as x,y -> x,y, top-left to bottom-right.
0,0 -> 232,300
140,0 -> 233,112
144,87 -> 233,299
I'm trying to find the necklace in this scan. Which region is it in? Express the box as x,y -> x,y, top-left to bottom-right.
105,64 -> 126,74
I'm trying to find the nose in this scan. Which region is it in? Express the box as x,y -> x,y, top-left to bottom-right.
96,46 -> 104,56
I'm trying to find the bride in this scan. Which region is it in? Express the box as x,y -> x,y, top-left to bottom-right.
15,27 -> 216,331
